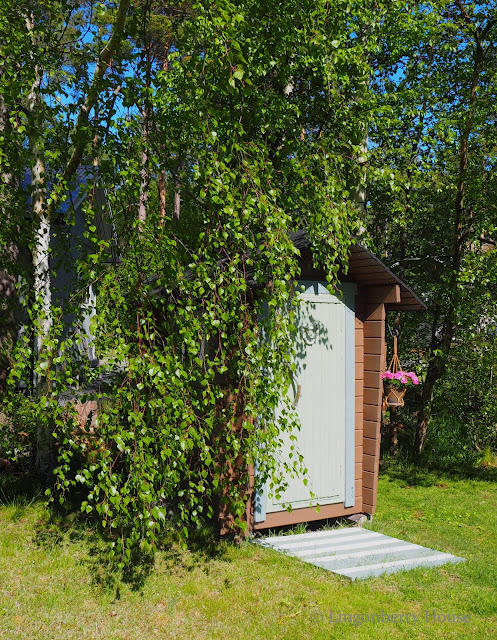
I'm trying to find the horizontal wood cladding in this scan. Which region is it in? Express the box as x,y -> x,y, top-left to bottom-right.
356,445 -> 363,466
360,298 -> 384,517
363,470 -> 375,490
355,478 -> 362,498
364,402 -> 381,423
364,337 -> 384,356
363,453 -> 377,474
362,487 -> 376,513
355,461 -> 362,480
349,266 -> 394,282
356,361 -> 364,381
247,253 -> 422,530
364,304 -> 385,322
355,428 -> 363,447
364,419 -> 380,439
355,328 -> 364,346
363,320 -> 385,339
356,413 -> 364,431
355,310 -> 364,513
367,285 -> 401,305
363,487 -> 376,504
348,245 -> 425,310
364,387 -> 381,405
253,498 -> 363,529
363,436 -> 379,457
362,471 -> 378,493
364,354 -> 382,372
364,371 -> 382,390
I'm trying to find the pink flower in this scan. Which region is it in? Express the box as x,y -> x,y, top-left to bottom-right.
382,369 -> 420,385
406,372 -> 419,385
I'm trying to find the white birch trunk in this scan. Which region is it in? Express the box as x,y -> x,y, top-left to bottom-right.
28,69 -> 51,390
0,85 -> 17,392
26,51 -> 53,477
31,159 -> 51,380
138,139 -> 149,225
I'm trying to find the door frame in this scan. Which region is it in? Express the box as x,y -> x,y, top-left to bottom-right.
254,281 -> 357,524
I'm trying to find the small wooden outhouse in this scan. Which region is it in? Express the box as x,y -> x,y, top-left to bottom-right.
249,232 -> 425,531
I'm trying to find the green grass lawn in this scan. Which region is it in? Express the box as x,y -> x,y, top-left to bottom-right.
1,461 -> 496,639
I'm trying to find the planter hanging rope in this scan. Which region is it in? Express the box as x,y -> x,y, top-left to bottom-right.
381,335 -> 420,409
383,337 -> 406,408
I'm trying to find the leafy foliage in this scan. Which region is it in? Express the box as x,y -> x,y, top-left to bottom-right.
367,0 -> 497,457
4,0 -> 495,568
0,0 -> 389,565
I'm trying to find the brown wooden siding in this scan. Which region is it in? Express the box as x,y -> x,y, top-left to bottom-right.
360,286 -> 387,515
253,501 -> 361,529
250,253 -> 420,531
363,453 -> 376,474
363,437 -> 378,456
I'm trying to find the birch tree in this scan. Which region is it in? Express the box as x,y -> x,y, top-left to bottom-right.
1,1 -> 132,476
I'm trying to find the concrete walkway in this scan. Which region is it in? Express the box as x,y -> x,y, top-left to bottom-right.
254,526 -> 465,580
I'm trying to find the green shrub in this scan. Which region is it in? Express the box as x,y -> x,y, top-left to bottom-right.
0,394 -> 38,467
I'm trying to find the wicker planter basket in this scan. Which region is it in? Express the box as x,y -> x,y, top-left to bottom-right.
382,336 -> 409,410
383,383 -> 406,408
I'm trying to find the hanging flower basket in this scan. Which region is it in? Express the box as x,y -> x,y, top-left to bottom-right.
382,336 -> 419,410
383,383 -> 407,408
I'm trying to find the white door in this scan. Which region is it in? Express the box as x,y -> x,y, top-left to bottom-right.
256,281 -> 356,519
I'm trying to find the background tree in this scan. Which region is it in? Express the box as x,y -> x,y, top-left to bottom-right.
0,0 -> 132,477
367,0 -> 497,458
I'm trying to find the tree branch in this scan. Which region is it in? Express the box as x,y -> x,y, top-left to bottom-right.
454,0 -> 473,27
481,17 -> 497,40
49,0 -> 130,215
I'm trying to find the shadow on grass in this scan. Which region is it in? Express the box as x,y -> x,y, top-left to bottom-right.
379,457 -> 497,487
81,523 -> 231,594
0,466 -> 235,594
31,508 -> 155,594
158,523 -> 231,579
0,461 -> 43,522
21,481 -> 231,595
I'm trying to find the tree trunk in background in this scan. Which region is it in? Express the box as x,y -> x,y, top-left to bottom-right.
138,40 -> 152,227
414,354 -> 445,455
174,157 -> 183,220
27,55 -> 54,479
0,86 -> 18,393
138,114 -> 150,226
158,55 -> 169,223
159,171 -> 166,222
414,23 -> 487,456
351,127 -> 368,221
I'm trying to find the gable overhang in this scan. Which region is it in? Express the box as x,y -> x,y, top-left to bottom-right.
345,244 -> 426,311
289,231 -> 426,311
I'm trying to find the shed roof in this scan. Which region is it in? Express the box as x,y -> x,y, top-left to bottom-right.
289,230 -> 426,311
347,244 -> 426,311
148,231 -> 426,312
